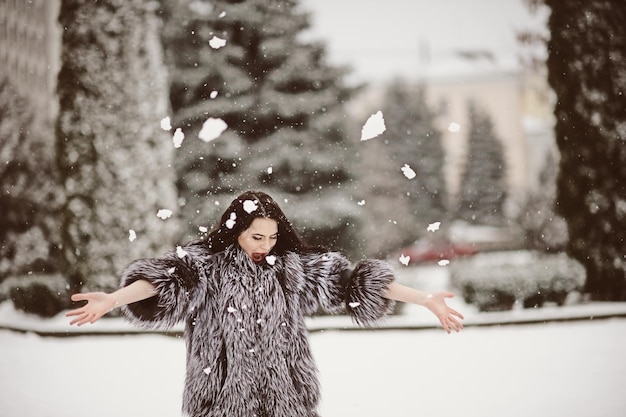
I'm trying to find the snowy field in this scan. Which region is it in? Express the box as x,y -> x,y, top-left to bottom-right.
2,318 -> 626,417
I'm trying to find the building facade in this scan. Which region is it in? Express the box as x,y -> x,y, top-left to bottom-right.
0,0 -> 61,123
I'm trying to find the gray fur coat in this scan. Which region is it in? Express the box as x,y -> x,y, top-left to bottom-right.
120,242 -> 395,417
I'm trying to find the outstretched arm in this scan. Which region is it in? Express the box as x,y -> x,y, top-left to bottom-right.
383,282 -> 464,334
66,280 -> 157,326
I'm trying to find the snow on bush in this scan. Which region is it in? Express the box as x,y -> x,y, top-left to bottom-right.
450,251 -> 586,312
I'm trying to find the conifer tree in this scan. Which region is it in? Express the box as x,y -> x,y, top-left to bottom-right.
358,79 -> 447,257
457,101 -> 507,226
160,0 -> 360,254
56,0 -> 178,292
0,78 -> 60,280
544,0 -> 626,300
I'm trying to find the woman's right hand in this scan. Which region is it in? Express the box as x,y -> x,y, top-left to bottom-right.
65,292 -> 117,326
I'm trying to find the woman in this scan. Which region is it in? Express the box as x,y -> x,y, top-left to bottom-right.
67,190 -> 463,417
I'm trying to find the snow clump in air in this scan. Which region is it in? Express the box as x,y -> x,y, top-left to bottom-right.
438,259 -> 450,266
198,117 -> 228,142
427,222 -> 441,232
399,254 -> 410,266
209,36 -> 227,49
160,117 -> 172,131
176,246 -> 188,258
401,164 -> 416,179
128,229 -> 137,242
360,110 -> 386,141
157,209 -> 173,220
210,90 -> 218,99
225,212 -> 237,229
243,200 -> 258,214
172,128 -> 185,148
266,255 -> 276,266
448,122 -> 461,133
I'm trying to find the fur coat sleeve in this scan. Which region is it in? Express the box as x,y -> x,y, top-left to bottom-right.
119,242 -> 211,329
285,251 -> 396,326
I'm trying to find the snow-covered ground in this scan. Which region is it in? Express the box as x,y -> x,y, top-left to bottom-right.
2,265 -> 626,417
2,319 -> 625,417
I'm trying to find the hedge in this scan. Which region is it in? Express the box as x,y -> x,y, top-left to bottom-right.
450,251 -> 586,312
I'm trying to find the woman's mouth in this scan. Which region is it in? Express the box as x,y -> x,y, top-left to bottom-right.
251,253 -> 266,262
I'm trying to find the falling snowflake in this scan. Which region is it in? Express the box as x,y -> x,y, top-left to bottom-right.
348,302 -> 361,308
176,246 -> 188,258
266,255 -> 276,266
172,128 -> 185,148
427,222 -> 441,232
209,90 -> 218,99
401,164 -> 416,179
227,306 -> 237,313
128,229 -> 137,242
357,200 -> 365,206
438,259 -> 450,266
203,367 -> 211,375
218,11 -> 226,18
360,110 -> 386,141
198,226 -> 208,233
167,267 -> 176,274
399,254 -> 410,266
267,166 -> 273,175
243,200 -> 258,213
160,117 -> 172,131
157,209 -> 173,220
225,212 -> 237,229
448,122 -> 461,133
209,36 -> 226,49
198,117 -> 228,142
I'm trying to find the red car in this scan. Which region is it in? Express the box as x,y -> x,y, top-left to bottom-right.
394,238 -> 478,265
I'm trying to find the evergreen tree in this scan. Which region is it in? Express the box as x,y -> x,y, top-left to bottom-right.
56,0 -> 178,292
518,151 -> 568,252
457,101 -> 507,226
358,79 -> 447,257
160,0 -> 360,255
544,0 -> 626,300
0,78 -> 61,280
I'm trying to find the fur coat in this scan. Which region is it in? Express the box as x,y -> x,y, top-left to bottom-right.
120,242 -> 396,417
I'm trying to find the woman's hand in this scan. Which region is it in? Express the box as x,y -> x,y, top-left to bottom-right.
424,292 -> 464,334
65,292 -> 117,326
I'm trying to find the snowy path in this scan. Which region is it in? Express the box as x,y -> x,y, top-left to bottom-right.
2,318 -> 625,417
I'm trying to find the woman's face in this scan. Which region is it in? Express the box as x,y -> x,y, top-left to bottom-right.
237,217 -> 278,262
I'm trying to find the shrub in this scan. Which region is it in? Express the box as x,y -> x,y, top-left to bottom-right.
1,273 -> 71,318
450,251 -> 585,312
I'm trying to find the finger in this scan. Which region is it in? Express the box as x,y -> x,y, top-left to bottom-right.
440,318 -> 451,334
71,293 -> 90,302
443,292 -> 455,299
450,309 -> 465,320
65,308 -> 84,317
69,314 -> 86,326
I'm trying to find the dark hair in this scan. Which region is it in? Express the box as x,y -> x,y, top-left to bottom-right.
205,190 -> 322,255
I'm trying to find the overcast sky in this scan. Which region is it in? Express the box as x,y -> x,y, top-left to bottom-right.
299,0 -> 549,84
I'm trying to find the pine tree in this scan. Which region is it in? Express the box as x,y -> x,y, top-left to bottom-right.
56,0 -> 178,292
457,101 -> 507,226
358,79 -> 447,257
544,0 -> 626,300
0,78 -> 61,280
518,151 -> 568,252
160,0 -> 360,254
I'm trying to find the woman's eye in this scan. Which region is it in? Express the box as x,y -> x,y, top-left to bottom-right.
252,236 -> 262,241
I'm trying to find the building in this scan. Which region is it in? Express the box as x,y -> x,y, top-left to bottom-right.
0,0 -> 61,123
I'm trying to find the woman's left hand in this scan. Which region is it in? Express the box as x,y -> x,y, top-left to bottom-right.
424,292 -> 464,333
